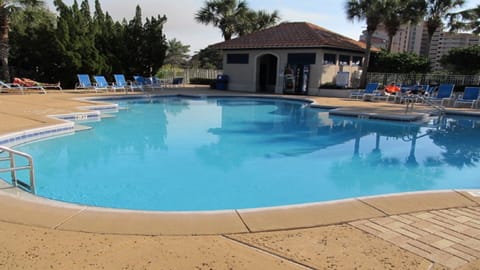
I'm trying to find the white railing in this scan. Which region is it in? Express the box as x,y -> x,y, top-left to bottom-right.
184,68 -> 222,82
368,73 -> 480,86
158,68 -> 222,84
0,146 -> 36,194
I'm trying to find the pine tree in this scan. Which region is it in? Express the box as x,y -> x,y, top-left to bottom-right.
142,15 -> 168,76
0,0 -> 46,81
53,0 -> 109,86
125,5 -> 167,76
9,4 -> 59,82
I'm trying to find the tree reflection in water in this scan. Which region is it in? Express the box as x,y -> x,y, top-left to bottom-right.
196,98 -> 480,177
329,119 -> 443,192
428,116 -> 480,169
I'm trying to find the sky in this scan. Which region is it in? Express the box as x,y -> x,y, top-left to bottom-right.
45,0 -> 478,55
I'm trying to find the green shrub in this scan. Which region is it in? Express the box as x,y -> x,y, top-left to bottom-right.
189,78 -> 216,85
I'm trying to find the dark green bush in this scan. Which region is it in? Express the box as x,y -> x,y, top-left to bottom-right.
189,78 -> 216,85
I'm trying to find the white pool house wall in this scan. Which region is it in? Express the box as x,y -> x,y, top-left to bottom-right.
220,49 -> 364,94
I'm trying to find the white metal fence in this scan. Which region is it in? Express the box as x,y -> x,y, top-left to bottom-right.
367,72 -> 480,86
159,68 -> 222,84
184,69 -> 222,83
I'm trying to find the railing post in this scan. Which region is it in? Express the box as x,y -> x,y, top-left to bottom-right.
29,158 -> 35,194
8,151 -> 17,187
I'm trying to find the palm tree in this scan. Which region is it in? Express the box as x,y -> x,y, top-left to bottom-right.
164,38 -> 191,67
424,0 -> 465,58
345,0 -> 387,88
236,10 -> 280,36
383,0 -> 426,52
448,4 -> 480,34
195,0 -> 249,41
0,0 -> 44,81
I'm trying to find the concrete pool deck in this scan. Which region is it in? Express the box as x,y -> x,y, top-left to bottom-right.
1,88 -> 480,269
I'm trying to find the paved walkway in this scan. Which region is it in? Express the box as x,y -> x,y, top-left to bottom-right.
352,207 -> 480,269
0,88 -> 480,269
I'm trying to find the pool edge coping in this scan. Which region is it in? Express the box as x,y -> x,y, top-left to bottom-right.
0,186 -> 479,235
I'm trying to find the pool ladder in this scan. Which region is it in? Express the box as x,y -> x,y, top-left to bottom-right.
405,95 -> 446,116
0,146 -> 36,194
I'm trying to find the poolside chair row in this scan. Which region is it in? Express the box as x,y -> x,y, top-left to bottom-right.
76,74 -> 143,93
404,84 -> 480,108
76,74 -> 185,93
349,83 -> 480,109
133,76 -> 184,88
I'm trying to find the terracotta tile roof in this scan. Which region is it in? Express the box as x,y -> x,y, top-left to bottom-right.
210,22 -> 370,52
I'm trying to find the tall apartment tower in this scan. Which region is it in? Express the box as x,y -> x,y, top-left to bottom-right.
428,31 -> 480,70
360,22 -> 426,54
360,21 -> 479,71
390,23 -> 424,54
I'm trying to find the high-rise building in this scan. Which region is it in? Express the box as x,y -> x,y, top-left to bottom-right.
428,32 -> 480,70
360,21 -> 480,71
359,22 -> 427,54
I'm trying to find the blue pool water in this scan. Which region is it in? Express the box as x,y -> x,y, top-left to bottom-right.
6,96 -> 480,211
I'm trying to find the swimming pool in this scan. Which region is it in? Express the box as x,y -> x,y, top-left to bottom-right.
5,96 -> 480,211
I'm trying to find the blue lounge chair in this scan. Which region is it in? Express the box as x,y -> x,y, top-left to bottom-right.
144,76 -> 165,89
133,76 -> 152,91
133,75 -> 164,91
454,87 -> 480,108
93,75 -> 111,92
75,74 -> 96,92
386,84 -> 408,103
425,83 -> 455,106
424,85 -> 436,97
397,84 -> 430,104
170,77 -> 184,88
349,82 -> 379,100
113,74 -> 137,92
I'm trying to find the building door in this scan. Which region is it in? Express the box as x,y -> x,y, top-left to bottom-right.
256,54 -> 278,93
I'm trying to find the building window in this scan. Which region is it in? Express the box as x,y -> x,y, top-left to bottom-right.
287,53 -> 316,64
227,54 -> 249,64
339,55 -> 350,66
323,53 -> 336,65
352,56 -> 363,66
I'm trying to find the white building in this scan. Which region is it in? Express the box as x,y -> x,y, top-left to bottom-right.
429,32 -> 480,71
359,23 -> 424,54
211,22 -> 372,94
361,21 -> 480,71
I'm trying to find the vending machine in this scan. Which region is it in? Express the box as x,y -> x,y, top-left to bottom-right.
283,65 -> 295,93
283,64 -> 310,94
294,64 -> 310,94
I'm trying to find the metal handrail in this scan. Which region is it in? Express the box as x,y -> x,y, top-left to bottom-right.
0,146 -> 36,194
417,95 -> 447,115
404,95 -> 446,116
